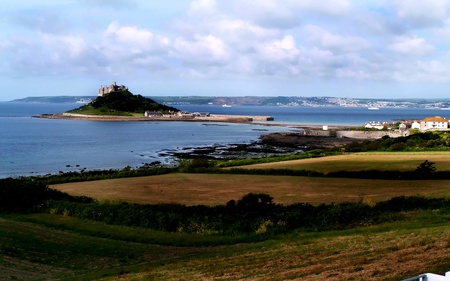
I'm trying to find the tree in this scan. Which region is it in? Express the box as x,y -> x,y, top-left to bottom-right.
415,160 -> 436,178
236,193 -> 275,216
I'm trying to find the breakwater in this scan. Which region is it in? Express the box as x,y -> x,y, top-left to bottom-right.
304,129 -> 404,139
34,113 -> 274,123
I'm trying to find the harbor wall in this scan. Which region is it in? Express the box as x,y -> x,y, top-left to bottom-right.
304,129 -> 404,139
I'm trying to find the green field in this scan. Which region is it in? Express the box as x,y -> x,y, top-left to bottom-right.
2,152 -> 450,280
1,212 -> 449,281
235,152 -> 450,173
51,152 -> 450,206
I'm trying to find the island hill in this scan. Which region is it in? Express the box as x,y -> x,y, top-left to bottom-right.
37,82 -> 273,122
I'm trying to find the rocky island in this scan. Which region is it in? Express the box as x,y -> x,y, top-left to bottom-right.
35,82 -> 273,123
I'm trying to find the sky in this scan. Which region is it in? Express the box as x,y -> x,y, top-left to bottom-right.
2,0 -> 450,101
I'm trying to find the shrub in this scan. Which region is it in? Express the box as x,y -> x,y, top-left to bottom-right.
0,178 -> 75,213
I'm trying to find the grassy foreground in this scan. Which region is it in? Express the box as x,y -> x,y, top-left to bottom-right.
1,211 -> 449,281
3,151 -> 450,280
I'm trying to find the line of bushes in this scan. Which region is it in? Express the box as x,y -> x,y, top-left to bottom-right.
0,178 -> 92,213
343,132 -> 450,152
36,194 -> 450,235
24,165 -> 176,185
182,166 -> 450,180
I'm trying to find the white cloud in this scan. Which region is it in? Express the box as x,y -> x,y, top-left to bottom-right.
96,22 -> 170,73
293,0 -> 352,16
212,18 -> 280,52
234,0 -> 352,29
170,35 -> 231,65
258,35 -> 299,62
394,0 -> 450,27
103,22 -> 156,54
41,33 -> 87,58
232,0 -> 300,28
388,35 -> 435,56
188,0 -> 217,16
303,25 -> 371,53
3,0 -> 450,99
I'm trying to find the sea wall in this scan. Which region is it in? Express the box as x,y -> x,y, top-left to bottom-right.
336,131 -> 404,139
209,114 -> 274,121
304,129 -> 404,139
36,113 -> 273,123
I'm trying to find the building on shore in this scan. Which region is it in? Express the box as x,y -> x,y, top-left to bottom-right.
98,82 -> 127,96
420,116 -> 449,131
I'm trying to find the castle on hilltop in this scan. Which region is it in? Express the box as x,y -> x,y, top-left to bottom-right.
98,82 -> 127,96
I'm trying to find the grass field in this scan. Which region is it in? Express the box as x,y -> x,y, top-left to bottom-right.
52,173 -> 450,206
1,212 -> 449,281
51,152 -> 450,206
235,152 -> 450,173
5,152 -> 450,280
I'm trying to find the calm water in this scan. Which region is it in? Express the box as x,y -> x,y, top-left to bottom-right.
0,103 -> 293,178
1,102 -> 448,178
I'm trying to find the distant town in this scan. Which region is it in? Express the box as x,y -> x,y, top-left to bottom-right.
13,95 -> 450,109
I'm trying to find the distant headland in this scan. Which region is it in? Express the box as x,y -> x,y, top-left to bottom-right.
13,94 -> 450,109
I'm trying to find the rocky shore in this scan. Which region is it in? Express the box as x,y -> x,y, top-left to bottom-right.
159,132 -> 360,160
35,112 -> 361,160
259,132 -> 358,149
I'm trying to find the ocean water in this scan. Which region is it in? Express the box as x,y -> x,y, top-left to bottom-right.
1,102 -> 448,178
0,103 -> 294,178
180,104 -> 449,125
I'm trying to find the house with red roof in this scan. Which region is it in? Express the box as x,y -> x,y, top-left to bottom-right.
420,116 -> 449,131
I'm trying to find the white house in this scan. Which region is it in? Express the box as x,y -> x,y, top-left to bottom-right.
365,121 -> 386,130
177,111 -> 194,118
420,116 -> 449,131
411,121 -> 421,130
144,111 -> 162,117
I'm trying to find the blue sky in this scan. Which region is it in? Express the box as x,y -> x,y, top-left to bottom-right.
2,0 -> 450,101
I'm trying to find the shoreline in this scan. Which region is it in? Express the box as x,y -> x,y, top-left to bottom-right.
33,113 -> 355,130
34,112 -> 273,124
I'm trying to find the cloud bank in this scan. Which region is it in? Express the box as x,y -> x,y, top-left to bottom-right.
1,0 -> 450,99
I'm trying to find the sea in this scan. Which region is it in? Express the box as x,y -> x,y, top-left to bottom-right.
1,102 -> 448,178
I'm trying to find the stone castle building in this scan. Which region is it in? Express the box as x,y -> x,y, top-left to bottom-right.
98,82 -> 127,96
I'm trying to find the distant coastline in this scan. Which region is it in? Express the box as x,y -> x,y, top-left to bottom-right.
12,95 -> 450,109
